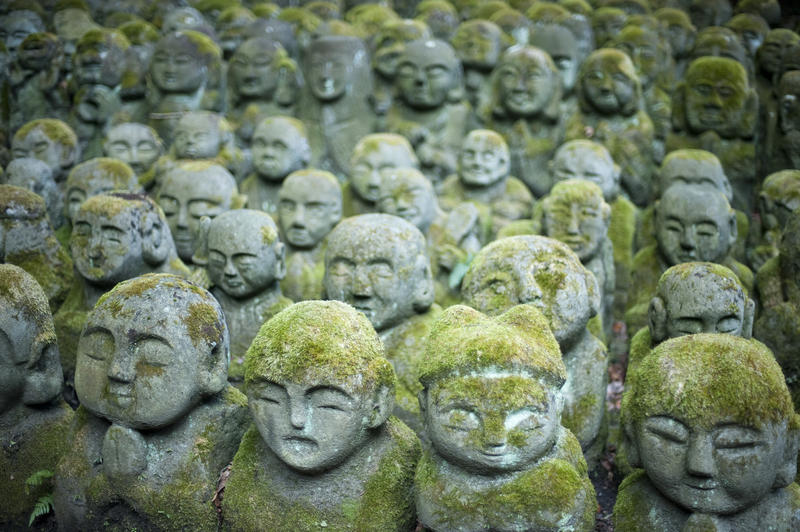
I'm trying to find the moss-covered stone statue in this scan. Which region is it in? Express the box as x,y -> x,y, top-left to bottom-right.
626,181 -> 753,335
749,170 -> 800,271
438,129 -> 533,243
11,118 -> 80,183
479,45 -> 564,198
0,264 -> 73,530
192,209 -> 292,382
277,169 -> 342,302
0,8 -> 45,57
529,23 -> 581,118
4,157 -> 64,230
55,193 -> 190,398
615,333 -> 800,530
755,29 -> 800,138
450,20 -> 504,118
667,57 -> 758,213
156,161 -> 240,266
592,7 -> 628,49
725,12 -> 769,60
388,38 -> 469,187
415,0 -> 459,40
415,304 -> 596,531
0,185 -> 73,312
222,300 -> 421,531
345,132 -> 420,216
240,116 -> 311,215
565,48 -> 655,207
654,7 -> 696,81
53,274 -> 250,531
324,214 -> 440,428
102,123 -> 163,187
462,235 -> 608,463
765,71 -> 800,175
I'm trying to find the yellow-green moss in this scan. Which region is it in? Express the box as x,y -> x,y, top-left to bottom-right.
562,393 -> 599,437
13,119 -> 78,148
0,185 -> 47,219
76,28 -> 130,51
185,302 -> 225,349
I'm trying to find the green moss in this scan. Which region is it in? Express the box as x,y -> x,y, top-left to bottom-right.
0,185 -> 47,219
13,119 -> 78,149
180,30 -> 222,63
562,393 -> 598,437
76,28 -> 130,51
185,302 -> 225,349
0,263 -> 53,329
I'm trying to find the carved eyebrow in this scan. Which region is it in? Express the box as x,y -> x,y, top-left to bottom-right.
129,332 -> 172,349
83,325 -> 114,337
307,385 -> 353,400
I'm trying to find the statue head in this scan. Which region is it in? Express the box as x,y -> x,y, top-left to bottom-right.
372,19 -> 431,79
611,25 -> 665,88
760,170 -> 800,231
324,214 -> 434,332
541,179 -> 611,262
418,304 -> 566,474
649,262 -> 754,345
778,71 -> 800,135
71,193 -> 176,288
675,57 -> 757,139
529,24 -> 580,94
550,140 -> 620,201
11,119 -> 80,182
103,123 -> 163,176
17,31 -> 63,72
655,8 -> 696,59
689,27 -> 751,76
75,274 -> 228,429
577,48 -> 642,117
278,169 -> 342,249
592,7 -> 627,48
4,158 -> 61,227
244,300 -> 395,473
202,209 -> 286,300
0,264 -> 62,414
64,157 -> 140,226
757,28 -> 800,78
306,35 -> 371,103
228,37 -> 291,101
689,0 -> 733,30
451,20 -> 503,70
172,111 -> 232,160
725,13 -> 769,58
415,0 -> 460,41
490,45 -> 562,120
350,133 -> 419,204
655,149 -> 732,201
161,6 -> 208,34
655,183 -> 736,266
378,167 -> 438,234
157,162 -> 239,262
395,38 -> 463,110
0,185 -> 57,264
0,9 -> 45,55
251,116 -> 311,182
458,129 -> 510,188
622,334 -> 800,515
462,235 -> 601,348
73,28 -> 130,88
149,30 -> 221,94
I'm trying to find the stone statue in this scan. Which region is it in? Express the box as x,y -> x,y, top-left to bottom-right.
565,48 -> 655,207
102,122 -> 163,186
755,29 -> 799,119
0,9 -> 44,56
64,157 -> 141,232
277,169 -> 342,302
223,300 -> 420,531
52,1 -> 99,75
0,264 -> 73,530
302,35 -> 375,177
667,57 -> 758,213
345,133 -> 420,216
450,20 -> 503,117
438,129 -> 533,243
53,274 -> 249,531
689,0 -> 733,30
416,303 -> 596,531
749,170 -> 800,271
4,157 -> 64,230
592,7 -> 628,48
324,214 -> 439,429
615,333 -> 800,530
462,235 -> 608,463
415,0 -> 460,40
156,161 -> 241,265
388,38 -> 469,187
479,45 -> 564,198
55,193 -> 190,399
725,13 -> 769,60
765,71 -> 800,175
654,7 -> 696,80
240,116 -> 311,215
167,111 -> 246,180
0,185 -> 73,312
626,181 -> 753,334
529,23 -> 581,118
11,118 -> 81,183
689,26 -> 753,79
216,6 -> 257,59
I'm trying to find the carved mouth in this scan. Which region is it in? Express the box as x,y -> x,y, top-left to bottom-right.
685,480 -> 718,491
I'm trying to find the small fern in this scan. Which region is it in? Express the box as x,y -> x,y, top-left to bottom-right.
25,470 -> 53,494
28,495 -> 53,526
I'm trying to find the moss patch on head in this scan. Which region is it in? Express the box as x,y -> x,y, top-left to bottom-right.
622,333 -> 799,430
0,185 -> 46,220
244,300 -> 395,394
657,261 -> 745,312
185,302 -> 225,349
14,118 -> 78,148
0,264 -> 54,338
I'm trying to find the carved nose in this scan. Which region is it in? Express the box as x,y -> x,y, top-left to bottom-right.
288,398 -> 307,429
680,227 -> 697,250
519,276 -> 543,303
107,352 -> 136,383
686,433 -> 715,477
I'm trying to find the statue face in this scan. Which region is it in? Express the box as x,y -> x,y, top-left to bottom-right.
582,59 -> 636,115
230,40 -> 278,98
592,11 -> 626,48
252,122 -> 307,180
325,233 -> 420,331
308,49 -> 350,102
248,379 -> 374,473
658,155 -> 729,199
656,186 -> 733,266
150,37 -> 206,93
759,31 -> 799,75
377,171 -> 437,233
0,12 -> 42,54
497,52 -> 558,118
543,195 -> 607,262
207,222 -> 280,299
71,206 -> 145,286
636,416 -> 789,514
451,23 -> 502,68
614,35 -> 659,87
424,373 -> 561,474
530,26 -> 580,94
173,116 -> 221,159
278,177 -> 340,249
551,147 -> 617,201
396,42 -> 457,110
74,35 -> 125,87
351,142 -> 417,203
104,124 -> 161,175
663,280 -> 746,339
11,127 -> 66,177
685,68 -> 748,134
664,21 -> 694,57
157,168 -> 234,261
459,133 -> 509,187
75,297 -> 205,429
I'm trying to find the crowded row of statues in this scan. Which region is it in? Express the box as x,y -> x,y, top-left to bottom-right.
2,0 -> 800,530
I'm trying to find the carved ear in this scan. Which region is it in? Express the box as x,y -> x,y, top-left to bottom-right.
728,211 -> 738,248
273,240 -> 286,281
774,418 -> 800,488
22,335 -> 63,406
367,385 -> 394,429
446,64 -> 465,103
412,254 -> 435,312
584,267 -> 601,318
198,339 -> 228,396
648,296 -> 668,343
671,82 -> 688,132
141,211 -> 169,265
191,216 -> 212,267
740,89 -> 759,139
742,297 -> 755,339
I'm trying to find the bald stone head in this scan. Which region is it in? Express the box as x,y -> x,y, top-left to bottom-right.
278,169 -> 342,249
65,157 -> 140,226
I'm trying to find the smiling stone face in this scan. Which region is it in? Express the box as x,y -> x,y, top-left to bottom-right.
251,117 -> 310,181
103,123 -> 163,176
494,46 -> 560,119
278,170 -> 342,249
172,112 -> 224,160
149,31 -> 217,94
542,180 -> 610,262
458,129 -> 510,188
395,39 -> 460,110
377,167 -> 437,234
579,49 -> 639,116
